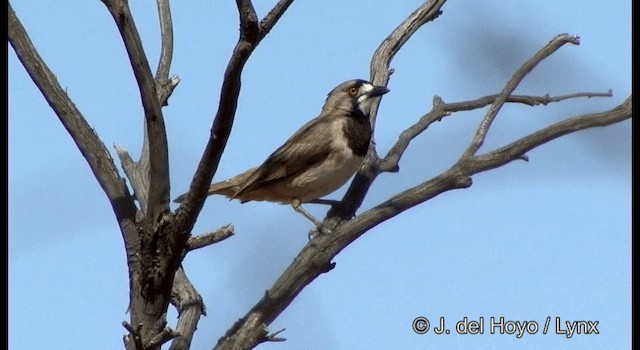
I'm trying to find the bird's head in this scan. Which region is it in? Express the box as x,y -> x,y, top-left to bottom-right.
323,79 -> 390,117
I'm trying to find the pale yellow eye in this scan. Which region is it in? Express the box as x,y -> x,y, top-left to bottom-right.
348,87 -> 358,95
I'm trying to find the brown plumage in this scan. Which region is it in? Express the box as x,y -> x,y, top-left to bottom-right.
174,79 -> 389,228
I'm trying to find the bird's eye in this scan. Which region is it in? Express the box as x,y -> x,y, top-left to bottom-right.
348,87 -> 358,95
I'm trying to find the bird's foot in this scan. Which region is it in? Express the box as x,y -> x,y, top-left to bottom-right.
291,200 -> 332,238
308,224 -> 332,240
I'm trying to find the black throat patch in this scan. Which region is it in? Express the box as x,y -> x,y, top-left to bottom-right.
342,109 -> 372,157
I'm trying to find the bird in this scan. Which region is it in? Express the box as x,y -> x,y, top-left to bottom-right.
174,79 -> 390,230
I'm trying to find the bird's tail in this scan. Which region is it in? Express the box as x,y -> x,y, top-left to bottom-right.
173,183 -> 237,203
172,167 -> 257,203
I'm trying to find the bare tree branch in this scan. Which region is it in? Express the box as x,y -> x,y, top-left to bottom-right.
101,0 -> 170,220
173,2 -> 257,226
469,96 -> 632,173
98,1 -> 192,348
377,90 -> 614,173
151,4 -> 206,345
156,0 -> 180,106
168,266 -> 207,350
155,0 -> 173,82
258,328 -> 287,344
238,0 -> 259,33
461,33 -> 581,159
353,98 -> 631,238
124,314 -> 178,349
443,90 -> 613,111
174,0 -> 294,237
101,0 -> 292,347
107,1 -> 291,347
122,321 -> 144,350
186,224 -> 235,252
147,326 -> 180,348
11,0 -> 182,347
7,2 -> 138,229
259,0 -> 295,36
106,2 -> 209,348
115,0 -> 180,213
379,97 -> 448,173
115,144 -> 149,217
326,0 -> 448,225
369,0 -> 447,128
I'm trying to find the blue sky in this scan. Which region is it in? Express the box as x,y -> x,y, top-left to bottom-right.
9,1 -> 630,349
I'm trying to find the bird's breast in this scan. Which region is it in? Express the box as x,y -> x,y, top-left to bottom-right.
289,150 -> 363,202
342,111 -> 372,157
286,117 -> 366,202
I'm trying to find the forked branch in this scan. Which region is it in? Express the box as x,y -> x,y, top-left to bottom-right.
102,0 -> 170,220
377,90 -> 614,173
461,33 -> 581,159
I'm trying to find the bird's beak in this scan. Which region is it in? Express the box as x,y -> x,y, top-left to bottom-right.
366,86 -> 390,97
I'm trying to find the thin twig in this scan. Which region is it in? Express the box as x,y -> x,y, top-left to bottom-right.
460,33 -> 581,159
186,224 -> 235,252
147,327 -> 180,348
469,96 -> 632,172
155,0 -> 180,106
369,0 -> 447,126
122,322 -> 144,350
115,144 -> 149,216
259,0 -> 295,36
259,328 -> 287,343
155,0 -> 173,82
377,90 -> 613,172
344,96 -> 632,236
444,90 -> 613,111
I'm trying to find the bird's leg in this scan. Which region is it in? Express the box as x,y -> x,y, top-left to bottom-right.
291,199 -> 331,234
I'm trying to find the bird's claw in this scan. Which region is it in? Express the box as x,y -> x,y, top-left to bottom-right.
308,224 -> 332,240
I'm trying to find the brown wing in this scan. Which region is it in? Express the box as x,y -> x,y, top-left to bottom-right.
234,115 -> 337,197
